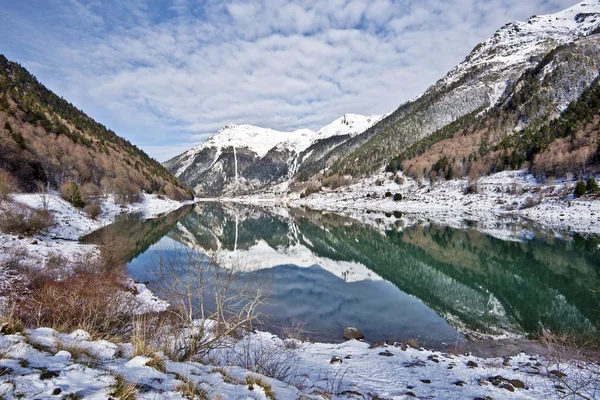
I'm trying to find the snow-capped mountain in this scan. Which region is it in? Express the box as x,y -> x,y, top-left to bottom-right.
316,0 -> 600,178
167,1 -> 600,194
438,0 -> 600,106
164,114 -> 382,195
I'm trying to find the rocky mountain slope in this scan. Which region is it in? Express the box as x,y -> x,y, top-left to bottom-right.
168,1 -> 600,196
0,55 -> 192,201
320,0 -> 600,179
165,114 -> 381,196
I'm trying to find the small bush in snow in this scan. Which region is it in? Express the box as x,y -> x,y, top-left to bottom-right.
60,181 -> 85,208
574,180 -> 587,197
84,203 -> 102,220
464,183 -> 478,195
0,204 -> 54,236
384,191 -> 392,198
393,193 -> 402,201
586,177 -> 599,194
300,184 -> 321,198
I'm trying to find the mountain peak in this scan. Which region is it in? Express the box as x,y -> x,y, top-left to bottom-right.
439,0 -> 600,105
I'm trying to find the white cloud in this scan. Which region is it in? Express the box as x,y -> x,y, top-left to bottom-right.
0,0 -> 581,160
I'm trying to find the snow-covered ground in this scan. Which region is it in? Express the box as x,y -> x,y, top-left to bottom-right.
0,327 -> 595,399
0,192 -> 193,313
282,170 -> 600,240
0,192 -> 193,266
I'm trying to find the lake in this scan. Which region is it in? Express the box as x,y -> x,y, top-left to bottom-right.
83,202 -> 600,347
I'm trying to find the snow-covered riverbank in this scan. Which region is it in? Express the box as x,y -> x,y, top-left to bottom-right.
0,192 -> 194,313
0,192 -> 194,266
0,327 -> 596,399
300,171 -> 599,233
266,170 -> 600,240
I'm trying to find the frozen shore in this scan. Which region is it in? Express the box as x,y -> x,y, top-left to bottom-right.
1,326 -> 597,399
0,192 -> 194,313
291,170 -> 600,238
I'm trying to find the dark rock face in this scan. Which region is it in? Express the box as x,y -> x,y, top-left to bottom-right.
243,148 -> 294,183
343,327 -> 365,340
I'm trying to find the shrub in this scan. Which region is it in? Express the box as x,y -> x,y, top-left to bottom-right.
0,204 -> 54,235
15,273 -> 134,339
574,180 -> 587,197
0,169 -> 19,202
60,181 -> 85,208
81,183 -> 102,203
393,193 -> 402,201
84,203 -> 102,220
323,174 -> 351,189
384,191 -> 392,197
464,183 -> 478,194
586,177 -> 599,194
300,183 -> 321,198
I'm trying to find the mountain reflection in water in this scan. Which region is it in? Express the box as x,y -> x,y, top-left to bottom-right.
83,202 -> 600,346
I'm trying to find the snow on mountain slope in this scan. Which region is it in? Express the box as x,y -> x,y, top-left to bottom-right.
171,114 -> 382,178
323,0 -> 600,179
165,114 -> 382,195
440,0 -> 600,104
314,113 -> 383,141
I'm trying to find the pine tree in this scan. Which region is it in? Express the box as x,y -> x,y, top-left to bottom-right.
61,182 -> 85,208
586,177 -> 599,194
574,180 -> 587,197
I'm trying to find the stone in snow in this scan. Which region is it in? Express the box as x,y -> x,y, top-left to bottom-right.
343,327 -> 364,340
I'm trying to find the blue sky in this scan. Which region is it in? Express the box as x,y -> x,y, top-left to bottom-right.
0,0 -> 580,161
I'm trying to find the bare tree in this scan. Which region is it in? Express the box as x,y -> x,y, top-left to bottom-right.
151,244 -> 269,361
540,328 -> 600,400
36,181 -> 49,211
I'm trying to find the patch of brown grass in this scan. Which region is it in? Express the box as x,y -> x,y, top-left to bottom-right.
0,203 -> 54,236
246,375 -> 275,399
14,273 -> 134,340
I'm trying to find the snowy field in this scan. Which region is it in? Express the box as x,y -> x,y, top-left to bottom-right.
284,170 -> 600,240
0,192 -> 193,266
0,327 -> 596,399
1,178 -> 598,399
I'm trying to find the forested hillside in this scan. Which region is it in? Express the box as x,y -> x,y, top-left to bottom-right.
388,38 -> 600,182
301,3 -> 600,184
0,55 -> 192,201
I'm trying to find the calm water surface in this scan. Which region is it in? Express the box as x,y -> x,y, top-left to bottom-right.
83,203 -> 600,347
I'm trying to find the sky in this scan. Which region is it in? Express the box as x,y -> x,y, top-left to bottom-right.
0,0 -> 581,161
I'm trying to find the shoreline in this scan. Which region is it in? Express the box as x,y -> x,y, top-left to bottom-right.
206,170 -> 600,240
1,190 -> 598,398
0,190 -> 595,356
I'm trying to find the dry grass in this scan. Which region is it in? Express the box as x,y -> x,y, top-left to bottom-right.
402,338 -> 419,348
0,303 -> 24,335
111,375 -> 138,400
212,367 -> 242,385
0,203 -> 54,236
175,375 -> 208,399
14,272 -> 135,340
246,375 -> 276,399
145,353 -> 166,373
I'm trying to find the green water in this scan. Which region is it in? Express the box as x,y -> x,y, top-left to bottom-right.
83,202 -> 600,345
